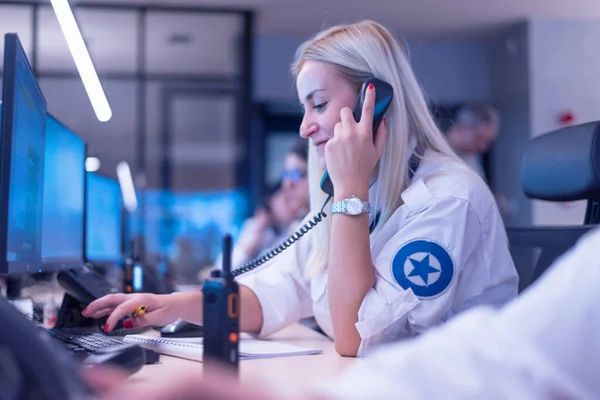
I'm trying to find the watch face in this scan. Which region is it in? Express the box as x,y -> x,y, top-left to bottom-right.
346,197 -> 364,215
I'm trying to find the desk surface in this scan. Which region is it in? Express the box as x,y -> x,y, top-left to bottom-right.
129,324 -> 357,393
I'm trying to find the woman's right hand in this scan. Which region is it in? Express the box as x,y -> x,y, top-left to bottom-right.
81,292 -> 197,332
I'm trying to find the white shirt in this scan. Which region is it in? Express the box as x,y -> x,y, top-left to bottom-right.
316,227 -> 600,399
237,151 -> 519,356
457,150 -> 486,180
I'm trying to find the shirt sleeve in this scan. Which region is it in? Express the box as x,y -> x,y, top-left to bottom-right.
235,219 -> 314,337
355,194 -> 494,355
314,227 -> 600,399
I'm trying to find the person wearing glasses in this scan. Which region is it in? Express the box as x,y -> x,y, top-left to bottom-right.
280,139 -> 310,218
225,140 -> 310,270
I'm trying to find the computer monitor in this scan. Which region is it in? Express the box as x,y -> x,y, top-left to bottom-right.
40,115 -> 86,270
0,33 -> 47,276
86,172 -> 122,264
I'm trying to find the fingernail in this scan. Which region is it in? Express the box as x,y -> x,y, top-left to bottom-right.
383,117 -> 387,126
368,83 -> 374,90
123,319 -> 133,329
103,324 -> 110,333
81,308 -> 88,315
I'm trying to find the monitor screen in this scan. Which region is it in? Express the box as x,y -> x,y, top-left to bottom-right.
40,115 -> 85,268
0,33 -> 47,275
86,172 -> 122,263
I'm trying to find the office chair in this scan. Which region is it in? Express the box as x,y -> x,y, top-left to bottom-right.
507,121 -> 600,292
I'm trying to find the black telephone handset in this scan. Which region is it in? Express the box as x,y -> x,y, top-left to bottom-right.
231,78 -> 394,278
320,78 -> 394,196
55,267 -> 147,335
54,266 -> 121,332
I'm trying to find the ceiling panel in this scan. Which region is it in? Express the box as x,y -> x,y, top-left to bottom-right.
0,5 -> 34,69
145,12 -> 242,75
37,7 -> 138,73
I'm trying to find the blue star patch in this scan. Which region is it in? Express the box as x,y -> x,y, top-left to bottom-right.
391,239 -> 454,298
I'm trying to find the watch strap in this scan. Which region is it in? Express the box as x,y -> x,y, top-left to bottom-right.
331,196 -> 370,215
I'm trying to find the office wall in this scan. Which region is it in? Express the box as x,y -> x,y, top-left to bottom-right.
487,21 -> 533,226
253,35 -> 491,104
528,17 -> 600,226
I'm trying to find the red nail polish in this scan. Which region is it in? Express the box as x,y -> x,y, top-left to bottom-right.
81,307 -> 88,315
383,117 -> 387,126
368,83 -> 374,90
123,319 -> 133,329
103,324 -> 110,333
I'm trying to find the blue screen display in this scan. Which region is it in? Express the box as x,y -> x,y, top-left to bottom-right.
129,189 -> 249,267
5,41 -> 46,265
41,116 -> 85,263
86,172 -> 122,262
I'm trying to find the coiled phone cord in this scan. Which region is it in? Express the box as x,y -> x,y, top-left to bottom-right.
231,194 -> 333,278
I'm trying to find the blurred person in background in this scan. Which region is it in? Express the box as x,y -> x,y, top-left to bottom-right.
281,139 -> 310,218
445,103 -> 500,180
229,186 -> 301,269
211,139 -> 310,273
173,237 -> 202,283
441,103 -> 511,218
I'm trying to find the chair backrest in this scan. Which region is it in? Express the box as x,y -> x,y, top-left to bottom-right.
506,226 -> 594,292
522,121 -> 600,224
510,121 -> 600,291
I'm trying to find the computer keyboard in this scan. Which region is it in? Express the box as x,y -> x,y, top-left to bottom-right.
51,329 -> 124,351
49,328 -> 160,364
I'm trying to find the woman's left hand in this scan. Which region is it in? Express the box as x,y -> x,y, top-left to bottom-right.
325,83 -> 388,198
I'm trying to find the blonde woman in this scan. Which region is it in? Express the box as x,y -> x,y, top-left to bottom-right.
83,20 -> 518,357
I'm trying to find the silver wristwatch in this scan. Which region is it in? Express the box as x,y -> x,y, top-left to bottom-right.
331,195 -> 370,216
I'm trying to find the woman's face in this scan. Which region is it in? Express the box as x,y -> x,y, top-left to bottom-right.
296,61 -> 358,170
281,153 -> 309,214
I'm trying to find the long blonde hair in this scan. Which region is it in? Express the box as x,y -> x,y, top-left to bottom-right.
292,20 -> 461,275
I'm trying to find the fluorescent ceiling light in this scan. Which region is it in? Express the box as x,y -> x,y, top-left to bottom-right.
85,157 -> 100,172
50,0 -> 112,122
117,161 -> 138,212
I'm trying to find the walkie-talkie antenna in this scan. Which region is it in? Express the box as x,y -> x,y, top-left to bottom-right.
222,234 -> 233,282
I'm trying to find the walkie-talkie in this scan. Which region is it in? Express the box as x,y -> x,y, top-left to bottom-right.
202,234 -> 240,374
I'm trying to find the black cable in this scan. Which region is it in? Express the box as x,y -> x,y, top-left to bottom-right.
231,195 -> 332,278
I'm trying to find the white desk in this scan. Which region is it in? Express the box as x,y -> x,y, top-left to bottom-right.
129,324 -> 358,393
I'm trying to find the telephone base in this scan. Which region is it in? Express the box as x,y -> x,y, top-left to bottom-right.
54,293 -> 150,336
55,293 -> 97,330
